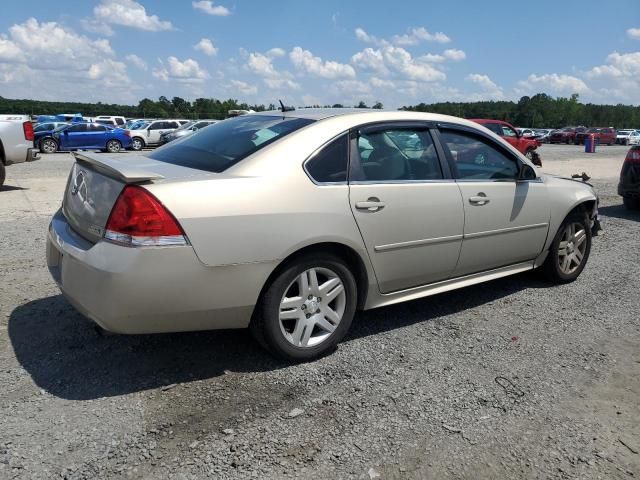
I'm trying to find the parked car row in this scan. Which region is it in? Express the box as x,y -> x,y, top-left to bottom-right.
29,116 -> 221,153
472,119 -> 542,166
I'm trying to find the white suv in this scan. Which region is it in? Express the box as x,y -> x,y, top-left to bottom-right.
95,116 -> 126,127
127,119 -> 184,150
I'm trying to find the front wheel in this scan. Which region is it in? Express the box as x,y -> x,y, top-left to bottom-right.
131,137 -> 144,151
250,254 -> 357,361
106,140 -> 122,153
542,212 -> 592,283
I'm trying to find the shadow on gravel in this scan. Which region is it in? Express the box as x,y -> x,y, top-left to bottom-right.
598,203 -> 640,221
10,273 -> 553,400
0,184 -> 28,192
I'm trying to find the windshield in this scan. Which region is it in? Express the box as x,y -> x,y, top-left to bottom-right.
149,115 -> 315,173
176,121 -> 196,131
129,121 -> 149,130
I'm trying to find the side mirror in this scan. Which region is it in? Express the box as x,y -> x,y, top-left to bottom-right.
518,163 -> 537,181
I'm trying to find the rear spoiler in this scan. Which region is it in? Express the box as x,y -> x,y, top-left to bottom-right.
73,151 -> 165,184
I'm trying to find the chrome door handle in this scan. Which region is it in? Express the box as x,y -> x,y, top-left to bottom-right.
355,198 -> 385,212
469,195 -> 490,205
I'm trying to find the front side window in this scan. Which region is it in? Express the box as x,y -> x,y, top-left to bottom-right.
352,127 -> 443,182
149,115 -> 315,173
440,129 -> 519,180
305,134 -> 349,183
483,123 -> 503,136
149,122 -> 164,130
115,118 -> 124,125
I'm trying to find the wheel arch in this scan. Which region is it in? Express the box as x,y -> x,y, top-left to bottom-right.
257,242 -> 370,311
0,138 -> 5,164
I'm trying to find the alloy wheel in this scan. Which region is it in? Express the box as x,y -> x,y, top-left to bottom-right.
132,138 -> 143,151
557,222 -> 587,275
107,141 -> 121,153
41,139 -> 56,153
278,267 -> 346,348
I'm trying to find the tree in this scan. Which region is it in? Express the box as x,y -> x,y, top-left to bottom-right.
332,103 -> 344,108
355,101 -> 368,109
372,101 -> 383,109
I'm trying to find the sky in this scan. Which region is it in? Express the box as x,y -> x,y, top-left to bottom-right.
0,0 -> 639,108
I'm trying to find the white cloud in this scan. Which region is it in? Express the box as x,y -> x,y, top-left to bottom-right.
627,28 -> 640,40
351,48 -> 388,74
443,49 -> 466,61
355,27 -> 386,46
266,48 -> 286,58
0,18 -> 133,102
382,46 -> 446,81
153,56 -> 209,83
587,51 -> 640,78
290,47 -> 356,79
229,79 -> 257,95
466,73 -> 504,99
0,18 -> 114,70
518,73 -> 589,94
92,0 -> 173,32
194,38 -> 218,56
192,0 -> 231,16
125,54 -> 147,70
246,51 -> 300,90
87,59 -> 130,87
370,77 -> 396,89
392,27 -> 451,45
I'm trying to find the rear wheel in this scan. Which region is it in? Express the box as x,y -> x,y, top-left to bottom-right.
542,211 -> 592,283
106,140 -> 122,153
250,254 -> 357,361
131,137 -> 144,151
40,138 -> 58,153
623,196 -> 640,210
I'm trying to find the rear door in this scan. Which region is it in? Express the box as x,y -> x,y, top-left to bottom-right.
88,124 -> 109,148
348,123 -> 464,293
438,126 -> 550,277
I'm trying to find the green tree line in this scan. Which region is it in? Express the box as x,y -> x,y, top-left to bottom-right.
0,95 -> 383,119
402,93 -> 640,128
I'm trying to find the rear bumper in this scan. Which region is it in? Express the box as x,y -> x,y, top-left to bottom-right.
46,209 -> 274,334
618,183 -> 640,198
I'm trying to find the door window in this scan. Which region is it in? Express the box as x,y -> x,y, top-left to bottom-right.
440,129 -> 519,180
67,124 -> 88,133
305,134 -> 348,183
149,122 -> 164,130
115,118 -> 124,125
90,124 -> 107,132
352,128 -> 443,182
501,125 -> 517,137
483,123 -> 503,135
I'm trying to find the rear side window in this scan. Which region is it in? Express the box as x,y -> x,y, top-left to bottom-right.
149,115 -> 315,173
305,134 -> 349,183
440,129 -> 519,180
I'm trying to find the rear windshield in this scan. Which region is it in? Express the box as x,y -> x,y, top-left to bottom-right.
148,115 -> 315,173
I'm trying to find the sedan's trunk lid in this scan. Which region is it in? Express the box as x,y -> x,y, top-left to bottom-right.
62,152 -> 212,243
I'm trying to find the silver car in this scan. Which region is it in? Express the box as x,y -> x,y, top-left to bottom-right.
47,109 -> 600,360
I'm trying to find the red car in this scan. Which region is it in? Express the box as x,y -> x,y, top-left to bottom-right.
575,127 -> 617,146
470,119 -> 542,166
549,126 -> 586,144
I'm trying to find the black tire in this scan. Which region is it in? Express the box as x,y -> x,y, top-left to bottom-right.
250,253 -> 357,361
40,138 -> 58,154
131,137 -> 144,151
0,162 -> 5,189
542,211 -> 592,283
106,140 -> 122,153
623,196 -> 640,210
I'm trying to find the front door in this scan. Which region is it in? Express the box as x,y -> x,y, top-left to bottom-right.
64,123 -> 90,149
349,124 -> 464,293
437,127 -> 550,277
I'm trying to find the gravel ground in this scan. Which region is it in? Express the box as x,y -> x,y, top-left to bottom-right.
1,145 -> 638,479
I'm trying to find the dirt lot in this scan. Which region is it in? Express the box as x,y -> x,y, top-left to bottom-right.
1,145 -> 638,479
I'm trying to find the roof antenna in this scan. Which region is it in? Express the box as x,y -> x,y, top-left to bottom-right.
278,99 -> 295,113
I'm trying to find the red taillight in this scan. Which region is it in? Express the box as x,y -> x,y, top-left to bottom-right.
23,121 -> 34,141
625,148 -> 640,164
104,185 -> 187,247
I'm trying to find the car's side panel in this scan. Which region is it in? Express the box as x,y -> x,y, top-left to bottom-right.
454,181 -> 550,276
